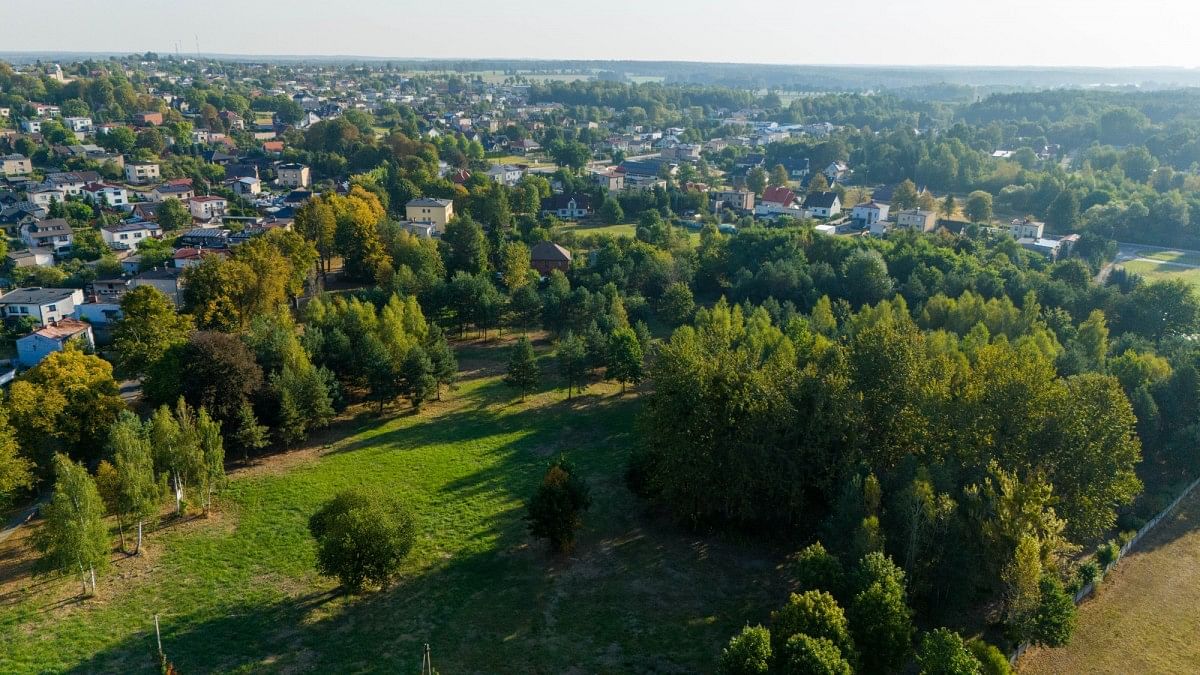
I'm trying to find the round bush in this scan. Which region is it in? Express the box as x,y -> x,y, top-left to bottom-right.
308,489 -> 416,592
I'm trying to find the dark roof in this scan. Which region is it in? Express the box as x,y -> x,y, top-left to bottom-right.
0,287 -> 77,305
530,241 -> 572,262
284,190 -> 313,203
803,191 -> 840,209
29,218 -> 71,233
407,197 -> 452,208
103,221 -> 161,233
540,194 -> 592,211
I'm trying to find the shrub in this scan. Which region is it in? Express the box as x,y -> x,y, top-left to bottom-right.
526,457 -> 592,553
780,634 -> 852,675
770,590 -> 856,667
1096,540 -> 1120,568
308,489 -> 416,592
1076,560 -> 1100,587
1117,529 -> 1137,547
791,542 -> 845,600
968,640 -> 1013,675
916,628 -> 982,675
1030,574 -> 1077,647
717,624 -> 771,675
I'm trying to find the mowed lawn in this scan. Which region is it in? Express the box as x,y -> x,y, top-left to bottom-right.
1119,259 -> 1200,290
1019,486 -> 1200,674
0,339 -> 786,674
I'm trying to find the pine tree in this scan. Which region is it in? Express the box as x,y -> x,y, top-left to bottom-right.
425,327 -> 457,401
400,347 -> 437,410
557,332 -> 588,400
34,454 -> 110,596
505,336 -> 541,402
232,401 -> 269,462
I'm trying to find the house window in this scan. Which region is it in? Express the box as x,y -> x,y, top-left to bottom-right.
47,305 -> 56,312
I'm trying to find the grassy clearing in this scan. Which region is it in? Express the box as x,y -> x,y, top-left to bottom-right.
1133,249 -> 1200,267
1119,259 -> 1200,289
559,221 -> 702,245
0,337 -> 787,674
1019,486 -> 1200,674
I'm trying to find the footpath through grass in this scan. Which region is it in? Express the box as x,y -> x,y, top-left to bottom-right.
1019,485 -> 1200,674
0,338 -> 787,673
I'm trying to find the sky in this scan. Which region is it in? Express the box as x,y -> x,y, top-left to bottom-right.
4,0 -> 1200,68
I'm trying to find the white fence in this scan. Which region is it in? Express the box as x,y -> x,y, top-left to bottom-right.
1009,476 -> 1200,665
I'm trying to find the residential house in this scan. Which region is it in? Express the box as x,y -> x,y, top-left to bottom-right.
83,182 -> 128,208
6,247 -> 55,269
28,185 -> 68,209
823,162 -> 850,183
45,171 -> 100,196
220,110 -> 244,130
486,164 -> 523,187
225,163 -> 260,180
0,203 -> 45,237
0,287 -> 84,326
512,139 -> 541,154
73,301 -> 123,327
177,227 -> 230,248
188,195 -> 227,221
124,162 -> 161,185
232,176 -> 262,197
1,154 -> 32,176
261,140 -> 285,155
851,201 -> 890,227
590,167 -> 625,192
130,267 -> 184,305
203,150 -> 237,165
405,197 -> 455,229
282,190 -> 312,208
101,221 -> 161,251
761,186 -> 798,209
894,209 -> 938,232
21,218 -> 74,250
541,194 -> 592,219
150,182 -> 195,202
530,241 -> 572,275
1009,218 -> 1045,239
19,119 -> 42,134
712,189 -> 756,212
88,277 -> 131,301
804,191 -> 842,219
173,247 -> 229,268
16,319 -> 95,368
276,163 -> 311,188
134,111 -> 164,126
63,116 -> 93,133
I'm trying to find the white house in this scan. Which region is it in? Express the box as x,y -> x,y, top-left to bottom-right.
124,162 -> 161,185
486,164 -> 524,186
20,218 -> 74,251
1009,218 -> 1045,239
101,221 -> 161,250
189,195 -> 227,221
0,287 -> 85,326
232,176 -> 262,197
540,194 -> 592,219
82,183 -> 128,208
851,201 -> 889,226
63,116 -> 93,133
16,319 -> 94,368
28,185 -> 68,209
6,247 -> 55,269
20,119 -> 42,134
895,209 -> 938,232
803,191 -> 842,219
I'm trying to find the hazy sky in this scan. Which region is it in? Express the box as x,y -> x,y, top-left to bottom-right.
5,0 -> 1200,67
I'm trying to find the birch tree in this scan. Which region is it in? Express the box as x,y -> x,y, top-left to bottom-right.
109,413 -> 161,554
34,454 -> 109,596
196,408 -> 225,515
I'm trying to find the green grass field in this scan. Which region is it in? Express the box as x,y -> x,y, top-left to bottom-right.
1119,259 -> 1200,289
1133,249 -> 1200,266
0,338 -> 786,673
1019,486 -> 1200,674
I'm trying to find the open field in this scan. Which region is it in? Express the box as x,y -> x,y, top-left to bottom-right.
0,337 -> 787,673
1117,259 -> 1200,289
559,221 -> 703,245
1019,486 -> 1200,674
